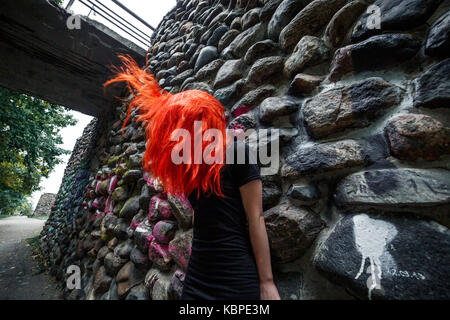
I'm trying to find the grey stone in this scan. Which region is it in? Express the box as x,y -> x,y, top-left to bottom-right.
287,184 -> 320,205
248,56 -> 284,85
352,0 -> 443,43
425,10 -> 450,57
314,213 -> 450,299
214,59 -> 243,89
134,220 -> 152,252
241,8 -> 261,29
218,29 -> 240,52
130,247 -> 151,270
281,140 -> 368,179
231,85 -> 277,115
207,25 -> 229,47
279,0 -> 347,51
284,36 -> 329,77
168,194 -> 193,230
324,0 -> 368,48
228,112 -> 257,131
168,270 -> 185,300
259,0 -> 283,22
152,278 -> 170,300
153,220 -> 177,244
268,0 -> 311,42
122,170 -> 142,184
329,34 -> 421,82
119,196 -> 140,220
125,284 -> 149,300
262,175 -> 282,211
244,39 -> 279,65
93,266 -> 112,295
168,229 -> 193,271
334,168 -> 450,210
195,59 -> 224,81
263,202 -> 325,263
182,81 -> 213,94
213,79 -> 244,106
227,22 -> 267,57
194,46 -> 219,72
104,252 -> 128,276
413,58 -> 450,109
114,240 -> 133,259
385,113 -> 450,161
259,96 -> 299,123
116,261 -> 145,299
303,77 -> 403,138
170,69 -> 194,86
288,73 -> 324,96
128,153 -> 143,169
114,220 -> 130,240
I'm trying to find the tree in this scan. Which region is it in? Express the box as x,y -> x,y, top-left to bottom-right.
0,87 -> 77,214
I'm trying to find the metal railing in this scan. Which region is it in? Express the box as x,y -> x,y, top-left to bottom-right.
66,0 -> 154,48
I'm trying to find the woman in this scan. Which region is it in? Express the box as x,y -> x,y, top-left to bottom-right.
105,55 -> 280,300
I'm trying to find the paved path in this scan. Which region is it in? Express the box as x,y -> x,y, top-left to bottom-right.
0,216 -> 60,300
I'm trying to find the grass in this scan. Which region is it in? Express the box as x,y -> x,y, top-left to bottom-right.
0,214 -> 12,219
25,235 -> 49,275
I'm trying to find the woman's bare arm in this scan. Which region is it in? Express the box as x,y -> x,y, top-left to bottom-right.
240,179 -> 280,300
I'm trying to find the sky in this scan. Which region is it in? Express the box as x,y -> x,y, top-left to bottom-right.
30,0 -> 176,210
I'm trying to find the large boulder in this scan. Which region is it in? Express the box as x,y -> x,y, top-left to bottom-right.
385,113 -> 450,161
226,22 -> 267,58
213,59 -> 243,89
352,0 -> 443,42
267,0 -> 311,42
284,36 -> 329,77
303,77 -> 403,138
259,96 -> 299,123
281,140 -> 369,179
194,46 -> 219,72
425,10 -> 450,57
324,0 -> 368,48
314,213 -> 450,299
119,196 -> 140,220
412,58 -> 450,109
334,168 -> 450,211
247,56 -> 284,85
168,229 -> 193,271
168,194 -> 194,230
279,0 -> 347,51
263,202 -> 325,263
329,34 -> 421,82
93,266 -> 112,295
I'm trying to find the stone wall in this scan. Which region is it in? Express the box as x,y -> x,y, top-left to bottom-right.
41,0 -> 450,300
33,193 -> 57,217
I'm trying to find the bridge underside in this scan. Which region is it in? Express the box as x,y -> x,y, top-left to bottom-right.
0,0 -> 146,116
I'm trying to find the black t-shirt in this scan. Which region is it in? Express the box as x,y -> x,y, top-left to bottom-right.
187,140 -> 261,241
182,140 -> 261,299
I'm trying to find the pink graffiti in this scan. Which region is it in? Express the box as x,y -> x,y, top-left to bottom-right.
107,175 -> 118,194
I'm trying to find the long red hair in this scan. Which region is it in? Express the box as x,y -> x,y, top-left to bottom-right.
105,55 -> 229,198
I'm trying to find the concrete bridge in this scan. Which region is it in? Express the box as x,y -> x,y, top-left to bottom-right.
0,0 -> 146,116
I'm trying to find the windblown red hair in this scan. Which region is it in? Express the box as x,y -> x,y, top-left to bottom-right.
104,54 -> 229,198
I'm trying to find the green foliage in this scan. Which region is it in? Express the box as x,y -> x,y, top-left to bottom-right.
0,87 -> 76,214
